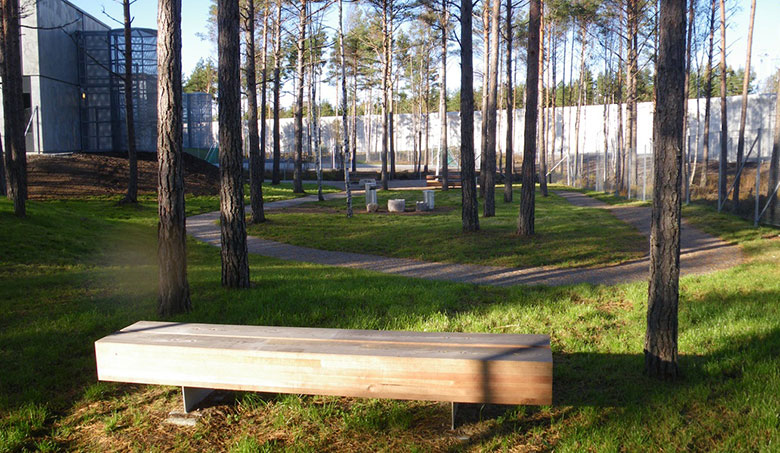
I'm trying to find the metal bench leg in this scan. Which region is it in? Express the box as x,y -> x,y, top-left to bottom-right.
182,386 -> 214,413
451,402 -> 459,430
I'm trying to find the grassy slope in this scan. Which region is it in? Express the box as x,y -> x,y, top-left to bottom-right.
247,187 -> 646,269
0,193 -> 778,452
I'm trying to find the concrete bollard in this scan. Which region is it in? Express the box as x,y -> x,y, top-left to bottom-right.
366,187 -> 377,205
423,190 -> 435,210
387,199 -> 405,213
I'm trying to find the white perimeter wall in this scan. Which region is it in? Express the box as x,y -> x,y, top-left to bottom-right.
222,93 -> 777,165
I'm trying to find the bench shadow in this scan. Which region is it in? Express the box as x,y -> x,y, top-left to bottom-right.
450,326 -> 780,450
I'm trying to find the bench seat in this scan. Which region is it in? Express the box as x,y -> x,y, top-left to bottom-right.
95,321 -> 552,411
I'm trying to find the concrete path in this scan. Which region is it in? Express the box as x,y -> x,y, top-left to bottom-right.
187,190 -> 743,287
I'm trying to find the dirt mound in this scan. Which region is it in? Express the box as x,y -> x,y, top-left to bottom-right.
27,152 -> 219,199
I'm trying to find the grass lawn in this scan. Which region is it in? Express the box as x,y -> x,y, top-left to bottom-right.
0,193 -> 778,452
246,186 -> 647,269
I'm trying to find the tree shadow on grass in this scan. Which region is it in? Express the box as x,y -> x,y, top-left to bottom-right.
450,326 -> 780,451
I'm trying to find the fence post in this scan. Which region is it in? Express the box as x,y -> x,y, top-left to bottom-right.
642,147 -> 647,202
755,135 -> 761,227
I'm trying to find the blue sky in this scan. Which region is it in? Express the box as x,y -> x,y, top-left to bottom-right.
70,0 -> 780,106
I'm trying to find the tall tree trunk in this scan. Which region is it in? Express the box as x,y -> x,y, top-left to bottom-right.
338,0 -> 352,217
259,0 -> 269,205
292,0 -> 306,194
1,0 -> 26,217
246,0 -> 265,223
389,10 -> 396,180
732,0 -> 755,210
380,0 -> 389,190
271,0 -> 282,185
503,0 -> 513,203
538,8 -> 548,196
574,24 -> 586,182
615,28 -> 624,195
700,0 -> 716,188
440,2 -> 449,191
156,0 -> 191,315
518,0 -> 540,236
627,0 -> 639,189
483,0 -> 499,215
0,2 -> 7,197
351,55 -> 358,172
559,30 -> 566,179
766,71 -> 779,222
718,0 -> 728,206
460,0 -> 479,231
218,0 -> 250,288
645,0 -> 686,379
551,27 -> 558,186
479,0 -> 490,198
122,0 -> 138,204
682,0 -> 695,203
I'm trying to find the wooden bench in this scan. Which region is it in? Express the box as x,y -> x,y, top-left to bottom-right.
426,172 -> 462,188
95,321 -> 552,427
349,177 -> 377,189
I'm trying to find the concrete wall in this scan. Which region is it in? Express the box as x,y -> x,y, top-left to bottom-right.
0,0 -> 109,153
34,0 -> 110,153
252,93 -> 777,166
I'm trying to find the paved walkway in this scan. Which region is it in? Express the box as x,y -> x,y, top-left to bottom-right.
187,190 -> 743,287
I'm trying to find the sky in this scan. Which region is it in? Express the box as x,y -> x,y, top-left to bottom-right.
70,0 -> 780,106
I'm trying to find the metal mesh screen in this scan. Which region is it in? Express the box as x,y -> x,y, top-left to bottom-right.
77,28 -> 157,152
110,28 -> 158,152
183,92 -> 213,149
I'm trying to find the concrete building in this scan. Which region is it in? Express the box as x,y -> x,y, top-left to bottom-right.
0,0 -> 212,154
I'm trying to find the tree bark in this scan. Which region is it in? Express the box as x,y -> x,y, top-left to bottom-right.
439,1 -> 449,192
479,0 -> 490,198
718,0 -> 728,206
380,0 -> 389,190
460,0 -> 479,232
339,0 -> 352,217
483,0 -> 499,215
271,0 -> 282,185
518,0 -> 540,236
245,0 -> 265,223
503,0 -> 513,203
574,24 -> 586,182
218,0 -> 250,288
627,0 -> 639,189
645,0 -> 686,380
0,3 -> 7,197
156,0 -> 191,315
700,0 -> 716,189
538,8 -> 548,197
389,10 -> 396,180
122,0 -> 138,204
1,0 -> 26,217
682,0 -> 694,203
259,0 -> 269,200
292,0 -> 306,194
767,71 -> 780,222
732,0 -> 755,210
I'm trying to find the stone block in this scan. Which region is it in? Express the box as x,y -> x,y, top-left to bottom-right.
387,199 -> 405,213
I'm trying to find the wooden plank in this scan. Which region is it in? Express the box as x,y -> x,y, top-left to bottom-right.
97,331 -> 552,363
95,341 -> 552,405
95,322 -> 553,406
118,321 -> 550,349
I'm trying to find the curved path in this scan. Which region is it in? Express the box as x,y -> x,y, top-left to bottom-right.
187,190 -> 743,287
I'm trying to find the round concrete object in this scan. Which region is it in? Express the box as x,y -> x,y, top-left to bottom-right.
387,199 -> 406,213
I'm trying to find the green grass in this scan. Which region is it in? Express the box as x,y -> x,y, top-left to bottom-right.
0,194 -> 778,451
246,186 -> 647,269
